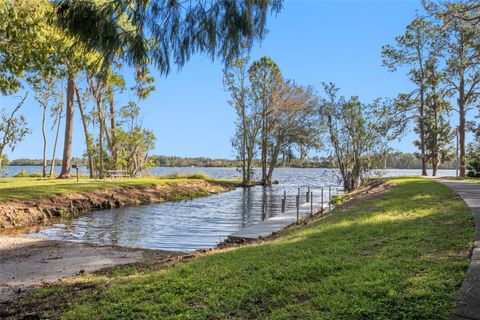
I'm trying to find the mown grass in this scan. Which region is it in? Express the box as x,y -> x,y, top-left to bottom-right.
444,176 -> 480,182
0,173 -> 236,203
10,177 -> 474,319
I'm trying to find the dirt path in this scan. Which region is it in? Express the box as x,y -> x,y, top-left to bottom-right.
0,234 -> 181,303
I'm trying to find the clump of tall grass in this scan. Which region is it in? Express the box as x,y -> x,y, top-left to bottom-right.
14,170 -> 43,178
162,172 -> 212,180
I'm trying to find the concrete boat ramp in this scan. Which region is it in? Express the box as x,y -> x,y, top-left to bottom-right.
229,201 -> 329,240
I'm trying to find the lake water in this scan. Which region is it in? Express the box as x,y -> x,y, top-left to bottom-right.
19,166 -> 456,252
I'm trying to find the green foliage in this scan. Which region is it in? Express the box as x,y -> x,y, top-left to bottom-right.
0,0 -> 55,94
330,194 -> 346,207
248,56 -> 282,109
413,59 -> 455,174
224,57 -> 254,185
1,154 -> 8,166
111,102 -> 156,176
15,178 -> 473,319
132,67 -> 155,100
382,17 -> 444,176
161,172 -> 212,180
54,1 -> 283,74
467,142 -> 480,177
0,94 -> 31,168
320,83 -> 400,191
14,170 -> 43,178
384,151 -> 457,169
227,56 -> 321,185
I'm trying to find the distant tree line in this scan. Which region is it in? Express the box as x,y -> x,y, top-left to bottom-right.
8,157 -> 85,167
383,152 -> 457,170
151,155 -> 336,168
8,155 -> 335,169
7,151 -> 459,171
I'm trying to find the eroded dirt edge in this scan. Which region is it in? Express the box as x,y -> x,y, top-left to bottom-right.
0,180 -> 230,230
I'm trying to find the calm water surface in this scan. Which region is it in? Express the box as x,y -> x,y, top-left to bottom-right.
20,167 -> 456,252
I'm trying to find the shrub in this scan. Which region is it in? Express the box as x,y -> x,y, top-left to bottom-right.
162,172 -> 211,180
467,142 -> 480,177
14,170 -> 43,178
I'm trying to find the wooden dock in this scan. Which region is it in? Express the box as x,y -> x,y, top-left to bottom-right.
228,201 -> 328,240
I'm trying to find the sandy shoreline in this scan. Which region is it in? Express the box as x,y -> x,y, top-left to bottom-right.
0,234 -> 181,304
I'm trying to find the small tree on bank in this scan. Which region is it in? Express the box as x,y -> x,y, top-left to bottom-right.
248,57 -> 282,185
115,102 -> 155,176
320,83 -> 401,192
0,94 -> 31,171
224,58 -> 258,186
264,81 -> 321,185
226,57 -> 321,186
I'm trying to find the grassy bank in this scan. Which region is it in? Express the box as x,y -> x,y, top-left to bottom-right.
0,173 -> 237,203
0,174 -> 238,230
5,177 -> 475,319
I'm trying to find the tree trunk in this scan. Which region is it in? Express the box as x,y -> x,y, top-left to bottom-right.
108,85 -> 118,169
246,137 -> 254,186
265,143 -> 281,186
241,103 -> 247,187
459,106 -> 466,177
419,86 -> 427,176
41,99 -> 47,178
261,115 -> 267,185
88,75 -> 105,178
459,78 -> 466,177
58,74 -> 75,179
97,94 -> 105,178
432,99 -> 438,177
50,106 -> 62,176
75,85 -> 95,178
88,76 -> 109,177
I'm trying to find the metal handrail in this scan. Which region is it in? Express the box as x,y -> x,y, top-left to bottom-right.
261,185 -> 345,222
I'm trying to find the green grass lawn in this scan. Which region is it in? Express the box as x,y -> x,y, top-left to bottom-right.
0,173 -> 236,203
10,177 -> 475,319
444,176 -> 480,182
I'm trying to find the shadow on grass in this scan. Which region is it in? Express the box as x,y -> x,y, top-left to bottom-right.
2,178 -> 475,320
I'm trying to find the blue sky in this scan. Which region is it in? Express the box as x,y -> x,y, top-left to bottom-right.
2,0 -> 468,160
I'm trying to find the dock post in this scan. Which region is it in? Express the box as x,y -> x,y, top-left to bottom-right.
262,194 -> 266,220
328,186 -> 331,211
310,192 -> 313,215
264,194 -> 268,219
321,188 -> 324,213
306,186 -> 310,202
282,191 -> 286,212
296,195 -> 299,222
